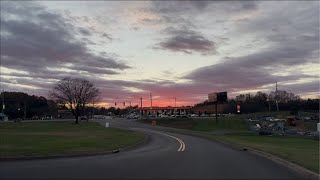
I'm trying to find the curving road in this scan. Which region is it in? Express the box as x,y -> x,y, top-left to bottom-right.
0,118 -> 302,179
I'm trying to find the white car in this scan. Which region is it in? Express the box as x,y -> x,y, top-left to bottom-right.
160,114 -> 169,118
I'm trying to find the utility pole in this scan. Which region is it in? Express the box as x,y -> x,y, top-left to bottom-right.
92,101 -> 95,118
140,97 -> 143,117
150,92 -> 152,110
215,102 -> 218,123
1,90 -> 4,114
268,98 -> 271,112
174,97 -> 176,114
276,82 -> 279,111
24,100 -> 26,119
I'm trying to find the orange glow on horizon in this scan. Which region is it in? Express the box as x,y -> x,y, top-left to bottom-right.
92,100 -> 195,108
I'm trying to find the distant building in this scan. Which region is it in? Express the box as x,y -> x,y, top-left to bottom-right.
139,106 -> 192,115
191,104 -> 234,114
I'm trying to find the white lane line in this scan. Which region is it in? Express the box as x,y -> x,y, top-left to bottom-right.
131,128 -> 186,152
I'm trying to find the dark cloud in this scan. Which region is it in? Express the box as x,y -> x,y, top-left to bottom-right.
184,43 -> 318,93
184,24 -> 319,89
150,1 -> 258,26
280,81 -> 320,96
101,33 -> 113,41
78,27 -> 91,36
156,27 -> 216,55
152,1 -> 257,13
149,1 -> 259,55
0,1 -> 129,77
181,1 -> 319,95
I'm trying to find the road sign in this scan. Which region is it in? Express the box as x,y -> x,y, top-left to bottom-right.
237,105 -> 240,112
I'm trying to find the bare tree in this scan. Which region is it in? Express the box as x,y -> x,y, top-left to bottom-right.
50,77 -> 100,124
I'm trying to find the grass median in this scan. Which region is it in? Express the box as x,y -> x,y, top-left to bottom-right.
0,121 -> 145,158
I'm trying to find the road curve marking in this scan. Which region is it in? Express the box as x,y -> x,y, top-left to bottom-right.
131,128 -> 186,152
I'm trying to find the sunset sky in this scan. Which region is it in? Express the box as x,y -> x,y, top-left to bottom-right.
0,1 -> 319,107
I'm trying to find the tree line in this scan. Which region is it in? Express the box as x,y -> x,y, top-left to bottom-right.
0,92 -> 58,119
194,91 -> 319,113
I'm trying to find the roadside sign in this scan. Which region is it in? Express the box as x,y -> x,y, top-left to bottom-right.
237,104 -> 241,113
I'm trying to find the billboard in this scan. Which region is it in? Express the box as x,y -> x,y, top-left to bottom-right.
208,93 -> 217,102
217,91 -> 227,102
208,91 -> 227,102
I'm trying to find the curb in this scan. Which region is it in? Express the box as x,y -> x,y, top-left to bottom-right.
0,151 -> 115,161
153,126 -> 319,180
0,133 -> 150,162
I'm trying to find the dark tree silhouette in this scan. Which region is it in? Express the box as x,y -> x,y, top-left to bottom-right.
50,77 -> 100,124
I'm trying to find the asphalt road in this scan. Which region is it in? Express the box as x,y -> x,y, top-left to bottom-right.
0,118 -> 302,179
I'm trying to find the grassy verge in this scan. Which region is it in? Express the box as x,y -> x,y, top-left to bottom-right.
193,116 -> 247,131
0,121 -> 144,158
210,133 -> 319,174
139,116 -> 247,132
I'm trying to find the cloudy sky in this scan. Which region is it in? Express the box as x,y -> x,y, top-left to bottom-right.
0,1 -> 319,107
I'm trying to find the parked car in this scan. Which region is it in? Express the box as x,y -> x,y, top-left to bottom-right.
80,116 -> 88,121
127,114 -> 139,119
190,114 -> 197,117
